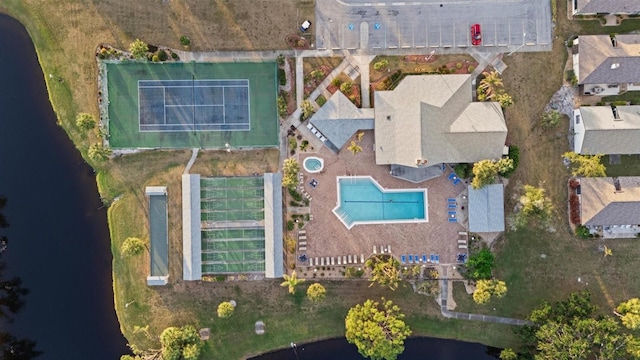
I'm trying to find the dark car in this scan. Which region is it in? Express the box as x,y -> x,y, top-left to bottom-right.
471,24 -> 482,46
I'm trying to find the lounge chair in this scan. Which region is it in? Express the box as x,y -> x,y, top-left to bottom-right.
309,258 -> 313,266
387,245 -> 391,254
408,255 -> 414,263
448,173 -> 456,180
458,240 -> 466,244
299,236 -> 307,240
320,258 -> 325,266
448,211 -> 456,216
448,197 -> 456,203
414,254 -> 420,263
361,254 -> 365,263
338,257 -> 342,265
331,257 -> 335,265
453,178 -> 461,185
448,203 -> 457,208
299,230 -> 306,235
299,246 -> 306,251
373,245 -> 377,254
458,231 -> 467,236
435,255 -> 440,264
299,241 -> 307,246
448,218 -> 458,223
422,254 -> 428,263
458,244 -> 468,249
326,257 -> 330,265
430,254 -> 435,262
315,257 -> 319,266
401,255 -> 406,264
343,256 -> 347,264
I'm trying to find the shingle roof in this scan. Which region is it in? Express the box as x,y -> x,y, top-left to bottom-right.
578,35 -> 640,84
374,75 -> 507,167
309,91 -> 374,150
580,177 -> 640,226
468,184 -> 505,232
578,106 -> 640,154
575,0 -> 640,15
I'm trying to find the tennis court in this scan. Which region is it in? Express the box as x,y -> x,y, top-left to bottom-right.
200,176 -> 267,274
106,61 -> 278,148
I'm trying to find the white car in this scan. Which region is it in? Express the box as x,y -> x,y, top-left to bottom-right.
300,20 -> 311,32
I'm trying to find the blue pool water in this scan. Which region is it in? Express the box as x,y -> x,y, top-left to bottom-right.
334,177 -> 426,228
305,158 -> 322,171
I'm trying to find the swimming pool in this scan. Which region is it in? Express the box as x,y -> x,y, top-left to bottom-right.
303,156 -> 324,173
333,176 -> 428,229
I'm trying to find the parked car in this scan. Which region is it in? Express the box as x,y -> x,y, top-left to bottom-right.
471,24 -> 482,46
301,20 -> 312,32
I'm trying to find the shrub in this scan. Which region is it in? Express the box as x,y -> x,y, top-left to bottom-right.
217,301 -> 234,318
596,101 -> 606,106
569,179 -> 580,189
468,65 -> 475,73
288,136 -> 297,151
575,225 -> 590,239
288,187 -> 303,202
611,100 -> 628,106
501,146 -> 519,178
276,54 -> 285,66
287,220 -> 295,231
278,68 -> 287,86
316,95 -> 327,107
310,69 -> 324,81
285,236 -> 296,253
570,193 -> 581,224
179,35 -> 191,46
456,62 -> 463,69
171,52 -> 179,60
454,163 -> 472,179
300,140 -> 309,151
76,113 -> 96,130
152,55 -> 160,62
340,81 -> 353,94
331,77 -> 342,87
373,59 -> 389,71
156,49 -> 168,62
277,95 -> 288,117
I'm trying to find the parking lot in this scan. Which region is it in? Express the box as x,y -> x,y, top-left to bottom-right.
315,0 -> 551,52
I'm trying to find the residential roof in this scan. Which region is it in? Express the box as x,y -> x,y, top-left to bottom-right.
468,184 -> 505,233
578,105 -> 640,154
309,91 -> 375,150
580,177 -> 640,226
575,0 -> 640,15
577,35 -> 640,84
374,75 -> 507,167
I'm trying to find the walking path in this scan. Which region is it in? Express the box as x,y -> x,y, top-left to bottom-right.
439,266 -> 532,326
183,148 -> 199,174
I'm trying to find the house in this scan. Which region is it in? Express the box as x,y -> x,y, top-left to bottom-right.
572,0 -> 640,16
307,91 -> 374,153
573,35 -> 640,96
374,74 -> 507,183
467,184 -> 505,233
578,177 -> 640,238
573,105 -> 640,155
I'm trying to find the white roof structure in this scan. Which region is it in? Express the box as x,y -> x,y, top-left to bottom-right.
182,174 -> 202,281
468,184 -> 505,233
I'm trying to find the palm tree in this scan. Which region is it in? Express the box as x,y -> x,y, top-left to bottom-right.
347,141 -> 363,155
479,71 -> 503,99
280,271 -> 305,294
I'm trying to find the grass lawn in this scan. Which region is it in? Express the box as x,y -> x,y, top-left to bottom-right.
603,155 -> 640,177
603,92 -> 640,105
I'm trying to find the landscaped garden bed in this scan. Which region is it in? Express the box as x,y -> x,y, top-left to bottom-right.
303,56 -> 343,98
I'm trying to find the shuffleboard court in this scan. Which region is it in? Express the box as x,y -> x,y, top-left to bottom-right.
106,62 -> 278,149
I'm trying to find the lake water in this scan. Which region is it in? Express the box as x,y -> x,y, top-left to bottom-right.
0,14 -> 128,359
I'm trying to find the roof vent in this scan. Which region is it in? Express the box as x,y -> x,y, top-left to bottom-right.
386,115 -> 391,121
611,63 -> 620,69
614,177 -> 622,192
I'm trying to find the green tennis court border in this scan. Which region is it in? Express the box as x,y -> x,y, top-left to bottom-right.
106,61 -> 278,149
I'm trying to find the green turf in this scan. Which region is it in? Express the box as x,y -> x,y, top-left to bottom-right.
106,61 -> 279,149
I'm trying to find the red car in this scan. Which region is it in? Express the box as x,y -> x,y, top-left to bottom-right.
471,24 -> 482,46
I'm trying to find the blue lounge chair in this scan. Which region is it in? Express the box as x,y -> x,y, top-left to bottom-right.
448,173 -> 456,180
448,198 -> 456,203
414,254 -> 419,263
453,178 -> 461,185
408,255 -> 414,263
435,255 -> 440,264
422,255 -> 428,263
448,211 -> 456,216
430,254 -> 435,262
448,218 -> 458,223
448,203 -> 457,208
401,255 -> 406,264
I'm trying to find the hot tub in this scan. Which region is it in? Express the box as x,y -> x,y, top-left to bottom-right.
303,156 -> 324,173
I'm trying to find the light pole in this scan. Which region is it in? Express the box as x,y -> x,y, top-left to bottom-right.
125,300 -> 136,308
507,33 -> 526,56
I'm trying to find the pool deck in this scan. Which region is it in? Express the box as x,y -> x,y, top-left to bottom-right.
296,130 -> 468,266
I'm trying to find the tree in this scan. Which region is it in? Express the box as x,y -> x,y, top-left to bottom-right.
473,279 -> 507,305
499,348 -> 518,360
217,301 -> 235,318
87,143 -> 111,161
347,141 -> 363,155
616,298 -> 640,330
179,35 -> 191,46
517,291 -> 640,360
374,59 -> 389,71
301,100 -> 314,120
518,184 -> 554,220
366,255 -> 402,291
280,271 -> 305,294
471,159 -> 499,189
159,325 -> 203,360
282,158 -> 300,189
495,93 -> 514,108
129,39 -> 148,60
541,110 -> 563,129
479,71 -> 504,99
306,283 -> 326,302
277,95 -> 288,117
120,237 -> 146,257
76,113 -> 96,130
464,248 -> 494,280
563,152 -> 606,177
345,298 -> 412,360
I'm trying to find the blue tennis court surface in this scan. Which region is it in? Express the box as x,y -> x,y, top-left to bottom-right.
333,176 -> 428,229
